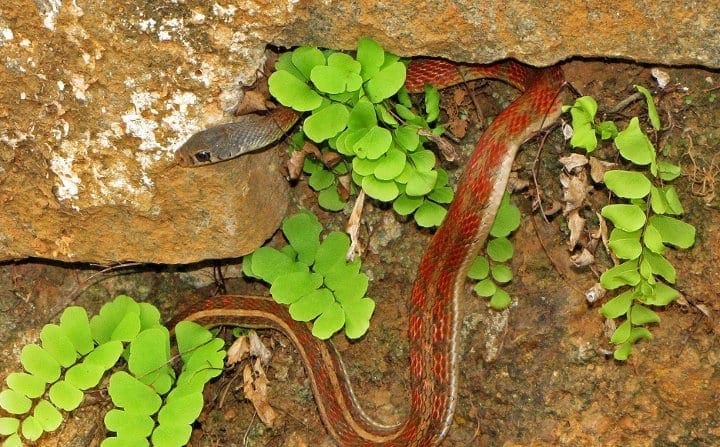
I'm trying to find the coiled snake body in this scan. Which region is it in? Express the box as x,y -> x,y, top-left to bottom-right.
177,59 -> 565,446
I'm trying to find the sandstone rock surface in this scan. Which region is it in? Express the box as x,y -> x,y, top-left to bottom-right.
1,0 -> 718,264
279,1 -> 720,68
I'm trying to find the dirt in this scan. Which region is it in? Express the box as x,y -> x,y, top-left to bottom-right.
1,60 -> 719,447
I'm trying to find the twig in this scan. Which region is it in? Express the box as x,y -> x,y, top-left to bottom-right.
530,127 -> 556,223
213,264 -> 228,295
45,262 -> 145,323
608,92 -> 644,114
65,262 -> 144,302
455,65 -> 486,124
218,358 -> 244,409
242,412 -> 257,447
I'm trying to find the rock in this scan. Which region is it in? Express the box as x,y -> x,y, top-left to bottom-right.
0,0 -> 717,263
0,0 -> 291,264
2,145 -> 288,264
279,1 -> 720,68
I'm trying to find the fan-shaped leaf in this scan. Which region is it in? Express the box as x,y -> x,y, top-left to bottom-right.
311,302 -> 345,340
48,380 -> 83,411
362,175 -> 399,201
604,170 -> 651,199
414,200 -> 447,227
365,61 -> 406,103
108,372 -> 161,415
343,298 -> 376,339
268,70 -> 323,112
601,204 -> 646,232
487,237 -> 513,262
20,344 -> 60,384
304,103 -> 350,143
34,399 -> 62,432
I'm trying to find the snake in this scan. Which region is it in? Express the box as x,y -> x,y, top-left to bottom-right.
174,106 -> 300,166
176,59 -> 565,445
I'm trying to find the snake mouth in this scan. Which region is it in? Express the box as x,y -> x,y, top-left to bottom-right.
173,149 -> 196,167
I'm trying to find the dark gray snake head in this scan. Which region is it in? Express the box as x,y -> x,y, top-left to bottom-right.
175,107 -> 300,167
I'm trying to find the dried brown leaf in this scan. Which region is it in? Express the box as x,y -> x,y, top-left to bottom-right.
226,335 -> 250,366
321,150 -> 343,168
695,303 -> 712,319
337,174 -> 352,200
506,172 -> 530,193
251,360 -> 268,396
302,141 -> 322,159
287,149 -> 306,181
418,128 -> 457,161
234,90 -> 270,116
675,295 -> 689,307
571,248 -> 595,268
589,156 -> 617,184
588,220 -> 603,242
559,153 -> 589,173
676,294 -> 712,320
346,190 -> 365,261
286,142 -> 322,180
595,213 -> 616,265
567,210 -> 586,250
585,235 -> 599,253
542,200 -> 563,217
242,360 -> 277,426
248,330 -> 273,366
561,171 -> 589,214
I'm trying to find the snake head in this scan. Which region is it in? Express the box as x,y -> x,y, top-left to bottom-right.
174,125 -> 231,167
175,107 -> 300,167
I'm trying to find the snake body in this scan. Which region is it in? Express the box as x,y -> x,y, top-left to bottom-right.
179,59 -> 565,445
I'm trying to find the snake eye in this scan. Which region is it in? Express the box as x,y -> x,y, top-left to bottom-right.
193,151 -> 212,163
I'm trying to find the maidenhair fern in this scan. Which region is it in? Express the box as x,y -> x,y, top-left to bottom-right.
269,38 -> 453,227
243,210 -> 376,340
564,87 -> 696,360
0,295 -> 225,447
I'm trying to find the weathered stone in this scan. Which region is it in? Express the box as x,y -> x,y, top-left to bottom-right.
279,1 -> 720,68
1,0 -> 292,264
2,146 -> 288,264
0,0 -> 718,264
